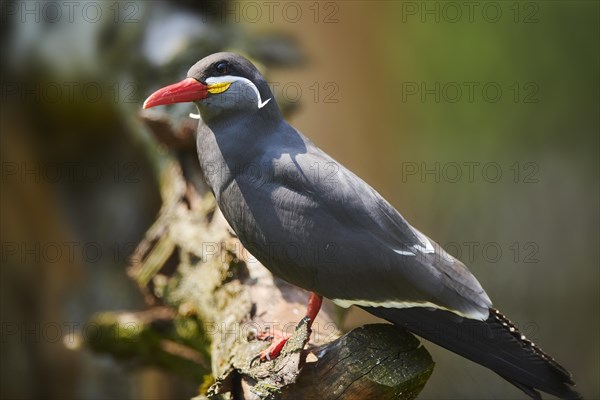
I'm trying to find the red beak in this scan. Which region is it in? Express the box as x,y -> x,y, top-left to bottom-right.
143,78 -> 209,109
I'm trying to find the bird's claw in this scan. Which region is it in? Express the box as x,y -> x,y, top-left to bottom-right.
249,316 -> 314,366
257,336 -> 289,362
249,353 -> 262,367
249,337 -> 290,367
249,329 -> 290,366
255,331 -> 275,342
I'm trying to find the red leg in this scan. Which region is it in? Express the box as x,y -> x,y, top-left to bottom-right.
305,292 -> 323,327
257,292 -> 323,362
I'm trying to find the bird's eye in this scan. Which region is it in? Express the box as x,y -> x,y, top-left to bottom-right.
215,62 -> 229,75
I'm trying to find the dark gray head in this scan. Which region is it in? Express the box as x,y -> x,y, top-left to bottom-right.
144,52 -> 280,122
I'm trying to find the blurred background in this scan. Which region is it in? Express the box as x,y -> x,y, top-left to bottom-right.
1,1 -> 598,399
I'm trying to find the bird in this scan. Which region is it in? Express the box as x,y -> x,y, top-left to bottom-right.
143,52 -> 580,399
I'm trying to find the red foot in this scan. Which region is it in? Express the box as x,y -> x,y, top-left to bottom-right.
252,292 -> 323,364
253,327 -> 291,362
258,336 -> 289,361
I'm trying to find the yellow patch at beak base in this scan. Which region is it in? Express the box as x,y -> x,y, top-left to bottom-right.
207,82 -> 232,94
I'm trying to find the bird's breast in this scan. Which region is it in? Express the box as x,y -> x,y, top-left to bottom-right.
214,174 -> 335,288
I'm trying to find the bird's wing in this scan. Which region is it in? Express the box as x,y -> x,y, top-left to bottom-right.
270,135 -> 492,320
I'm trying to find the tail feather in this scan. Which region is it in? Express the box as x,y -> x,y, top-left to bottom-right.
362,306 -> 580,399
501,374 -> 542,400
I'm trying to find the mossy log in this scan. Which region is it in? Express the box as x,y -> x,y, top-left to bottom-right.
85,113 -> 434,399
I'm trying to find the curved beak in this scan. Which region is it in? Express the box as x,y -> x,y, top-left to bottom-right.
143,78 -> 209,109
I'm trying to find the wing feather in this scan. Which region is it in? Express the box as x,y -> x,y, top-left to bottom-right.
282,136 -> 493,318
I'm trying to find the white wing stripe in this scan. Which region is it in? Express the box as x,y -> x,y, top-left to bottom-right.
393,249 -> 415,256
332,298 -> 489,321
412,227 -> 435,253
